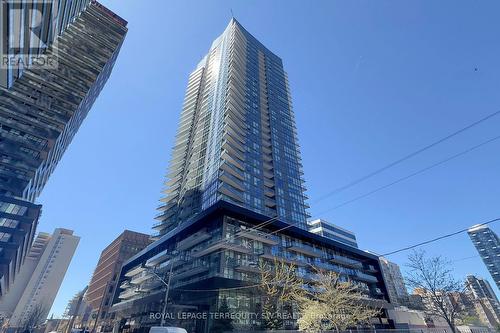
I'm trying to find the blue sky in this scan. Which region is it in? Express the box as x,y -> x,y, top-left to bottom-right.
39,0 -> 500,316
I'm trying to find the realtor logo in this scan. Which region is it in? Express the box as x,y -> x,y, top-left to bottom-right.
1,0 -> 59,70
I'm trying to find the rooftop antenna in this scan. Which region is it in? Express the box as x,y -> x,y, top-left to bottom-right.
230,8 -> 234,19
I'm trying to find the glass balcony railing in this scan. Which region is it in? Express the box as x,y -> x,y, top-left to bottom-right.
286,242 -> 324,257
353,271 -> 378,283
329,254 -> 363,268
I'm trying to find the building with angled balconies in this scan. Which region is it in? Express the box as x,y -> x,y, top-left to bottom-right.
110,19 -> 393,333
111,202 -> 392,333
307,219 -> 358,248
0,1 -> 127,296
153,18 -> 309,237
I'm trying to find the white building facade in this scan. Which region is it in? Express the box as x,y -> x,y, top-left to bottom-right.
307,219 -> 358,248
1,228 -> 79,328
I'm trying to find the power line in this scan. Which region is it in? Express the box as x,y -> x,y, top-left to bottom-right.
174,217 -> 499,292
315,134 -> 500,215
313,109 -> 500,204
152,113 -> 500,293
381,217 -> 500,256
167,113 -> 500,269
201,132 -> 500,262
161,114 -> 500,292
451,255 -> 480,263
209,113 -> 500,252
249,134 -> 500,241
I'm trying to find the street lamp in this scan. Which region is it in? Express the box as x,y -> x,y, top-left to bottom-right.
141,250 -> 179,327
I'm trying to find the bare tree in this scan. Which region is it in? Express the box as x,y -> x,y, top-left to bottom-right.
259,258 -> 304,329
259,258 -> 304,303
259,259 -> 380,333
406,250 -> 464,333
296,270 -> 380,333
19,303 -> 48,333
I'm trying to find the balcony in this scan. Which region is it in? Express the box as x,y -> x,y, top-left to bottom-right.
191,239 -> 251,258
130,271 -> 152,285
176,230 -> 211,251
145,250 -> 171,267
140,279 -> 163,292
219,183 -> 244,203
118,288 -> 138,300
353,271 -> 378,283
156,257 -> 185,273
364,265 -> 378,273
298,272 -> 320,282
329,255 -> 363,269
124,265 -> 144,278
260,252 -> 307,267
286,243 -> 323,258
172,265 -> 209,280
235,264 -> 260,274
120,280 -> 131,289
236,229 -> 279,245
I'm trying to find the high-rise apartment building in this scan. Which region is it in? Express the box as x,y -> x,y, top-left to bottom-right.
465,275 -> 500,328
0,231 -> 50,318
379,257 -> 409,306
0,228 -> 79,328
466,275 -> 499,301
154,18 -> 309,236
468,225 -> 500,290
86,230 -> 151,332
0,1 -> 127,295
0,0 -> 90,89
0,196 -> 41,295
307,219 -> 358,247
111,20 -> 392,333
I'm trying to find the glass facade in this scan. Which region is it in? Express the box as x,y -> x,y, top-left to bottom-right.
113,202 -> 389,332
114,19 -> 390,333
0,195 -> 41,296
0,0 -> 91,89
307,219 -> 358,248
0,1 -> 127,296
155,19 -> 309,236
468,225 -> 500,290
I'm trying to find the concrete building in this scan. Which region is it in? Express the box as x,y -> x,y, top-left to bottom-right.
468,225 -> 500,290
153,18 -> 310,236
86,230 -> 151,332
379,257 -> 409,305
307,219 -> 358,247
0,1 -> 127,296
1,228 -> 79,329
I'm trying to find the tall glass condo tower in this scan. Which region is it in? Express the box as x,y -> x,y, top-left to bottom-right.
468,225 -> 500,290
155,19 -> 309,235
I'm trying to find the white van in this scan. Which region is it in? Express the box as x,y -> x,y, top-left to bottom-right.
149,326 -> 188,333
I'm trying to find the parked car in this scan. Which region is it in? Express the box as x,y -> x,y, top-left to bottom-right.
149,326 -> 188,333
